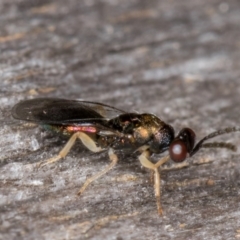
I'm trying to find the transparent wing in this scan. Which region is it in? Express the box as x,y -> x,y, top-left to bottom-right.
12,98 -> 125,125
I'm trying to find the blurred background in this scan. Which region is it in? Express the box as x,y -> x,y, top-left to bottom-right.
1,0 -> 240,239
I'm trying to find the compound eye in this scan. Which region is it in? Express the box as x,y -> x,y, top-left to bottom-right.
169,139 -> 188,162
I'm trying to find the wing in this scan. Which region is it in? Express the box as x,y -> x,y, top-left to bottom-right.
11,98 -> 126,125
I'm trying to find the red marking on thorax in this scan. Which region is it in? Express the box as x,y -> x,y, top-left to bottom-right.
66,126 -> 97,133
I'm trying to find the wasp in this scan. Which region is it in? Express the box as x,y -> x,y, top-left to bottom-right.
12,98 -> 240,215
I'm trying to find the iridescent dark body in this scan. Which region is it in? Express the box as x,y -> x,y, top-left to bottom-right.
107,113 -> 174,152
12,98 -> 240,215
12,98 -> 175,157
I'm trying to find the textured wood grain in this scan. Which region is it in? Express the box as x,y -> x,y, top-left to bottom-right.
1,0 -> 240,239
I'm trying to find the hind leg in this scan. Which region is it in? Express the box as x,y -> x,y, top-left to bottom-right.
38,132 -> 103,167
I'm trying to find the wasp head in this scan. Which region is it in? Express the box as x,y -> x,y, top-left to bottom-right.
169,128 -> 196,162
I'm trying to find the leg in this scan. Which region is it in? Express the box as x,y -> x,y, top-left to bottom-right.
77,148 -> 118,195
154,168 -> 161,215
38,132 -> 103,167
138,151 -> 170,215
160,161 -> 189,171
160,156 -> 214,171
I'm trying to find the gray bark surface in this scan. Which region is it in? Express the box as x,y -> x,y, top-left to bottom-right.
1,0 -> 240,239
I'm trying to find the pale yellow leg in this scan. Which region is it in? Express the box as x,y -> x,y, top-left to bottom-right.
161,161 -> 189,171
138,151 -> 170,215
154,168 -> 162,215
160,156 -> 213,171
77,148 -> 118,195
38,132 -> 103,168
